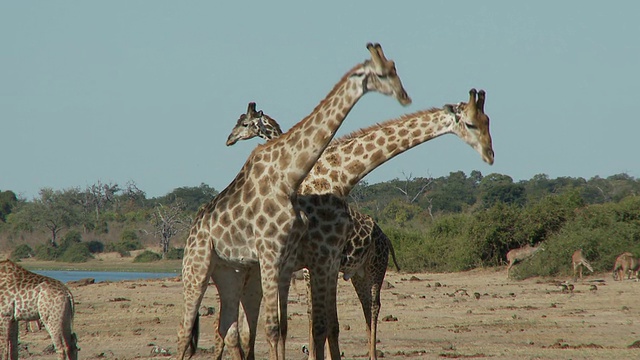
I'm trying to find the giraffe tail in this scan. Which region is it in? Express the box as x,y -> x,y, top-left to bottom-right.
188,315 -> 200,358
389,239 -> 401,272
378,227 -> 400,271
582,259 -> 594,273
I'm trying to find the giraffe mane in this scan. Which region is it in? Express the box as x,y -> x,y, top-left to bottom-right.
331,107 -> 442,145
280,63 -> 364,138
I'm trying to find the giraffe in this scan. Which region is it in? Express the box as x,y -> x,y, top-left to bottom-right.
0,259 -> 78,360
226,106 -> 402,359
177,43 -> 411,360
506,243 -> 544,279
571,249 -> 593,281
226,87 -> 493,359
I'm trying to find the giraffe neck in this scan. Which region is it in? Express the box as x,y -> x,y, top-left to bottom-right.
252,64 -> 368,193
299,107 -> 458,197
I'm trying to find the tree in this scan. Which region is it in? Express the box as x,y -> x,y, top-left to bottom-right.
84,181 -> 120,223
9,188 -> 81,245
0,190 -> 18,222
393,172 -> 433,204
479,173 -> 526,207
151,201 -> 190,258
159,183 -> 218,213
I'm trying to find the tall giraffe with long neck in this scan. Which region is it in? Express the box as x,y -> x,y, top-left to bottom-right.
226,89 -> 494,359
228,105 -> 400,360
177,43 -> 411,360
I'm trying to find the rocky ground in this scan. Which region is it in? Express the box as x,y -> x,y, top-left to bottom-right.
14,266 -> 640,359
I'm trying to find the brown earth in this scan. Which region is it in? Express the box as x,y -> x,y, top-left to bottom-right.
12,264 -> 640,359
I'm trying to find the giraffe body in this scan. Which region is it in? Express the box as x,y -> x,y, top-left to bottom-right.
177,43 -> 410,360
226,88 -> 493,359
0,259 -> 78,360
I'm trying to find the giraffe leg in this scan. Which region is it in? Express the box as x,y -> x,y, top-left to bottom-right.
352,273 -> 375,359
324,267 -> 342,360
223,322 -> 242,360
257,258 -> 285,360
276,261 -> 296,360
302,268 -> 315,358
40,295 -> 78,360
177,251 -> 215,360
307,266 -> 328,360
0,316 -> 19,360
239,269 -> 263,360
211,266 -> 247,360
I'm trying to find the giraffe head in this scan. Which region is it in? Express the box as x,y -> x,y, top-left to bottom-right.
226,102 -> 283,146
356,43 -> 412,106
444,89 -> 494,165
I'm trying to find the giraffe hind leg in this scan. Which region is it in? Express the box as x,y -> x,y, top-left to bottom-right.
1,316 -> 20,360
351,273 -> 375,359
177,252 -> 215,360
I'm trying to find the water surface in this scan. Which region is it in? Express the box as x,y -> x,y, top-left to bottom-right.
35,270 -> 178,283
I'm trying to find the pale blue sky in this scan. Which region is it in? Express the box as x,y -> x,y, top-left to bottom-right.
2,2 -> 639,200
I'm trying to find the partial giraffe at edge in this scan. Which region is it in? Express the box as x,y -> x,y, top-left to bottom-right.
0,259 -> 78,360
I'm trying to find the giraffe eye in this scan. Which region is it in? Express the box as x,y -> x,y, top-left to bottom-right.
465,122 -> 478,130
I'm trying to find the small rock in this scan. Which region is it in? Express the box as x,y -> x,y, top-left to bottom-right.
381,280 -> 394,289
382,315 -> 398,322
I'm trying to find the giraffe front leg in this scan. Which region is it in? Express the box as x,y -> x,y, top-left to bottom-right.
308,267 -> 329,360
258,258 -> 286,360
324,268 -> 342,360
276,262 -> 296,360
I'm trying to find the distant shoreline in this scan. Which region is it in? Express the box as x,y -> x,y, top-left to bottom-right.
10,252 -> 182,273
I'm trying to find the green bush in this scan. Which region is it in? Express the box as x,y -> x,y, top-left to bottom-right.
11,244 -> 34,260
165,247 -> 184,260
104,243 -> 131,257
58,243 -> 93,263
118,229 -> 143,251
86,240 -> 105,254
133,250 -> 162,263
34,243 -> 61,261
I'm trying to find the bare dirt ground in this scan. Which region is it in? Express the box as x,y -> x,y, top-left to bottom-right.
14,265 -> 640,359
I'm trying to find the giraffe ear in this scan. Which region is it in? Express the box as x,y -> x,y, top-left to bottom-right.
444,104 -> 461,122
444,104 -> 455,114
257,110 -> 263,117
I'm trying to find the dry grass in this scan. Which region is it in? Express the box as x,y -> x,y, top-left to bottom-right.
9,263 -> 640,360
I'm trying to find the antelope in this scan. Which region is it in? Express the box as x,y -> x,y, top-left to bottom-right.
506,243 -> 544,279
612,252 -> 639,281
572,249 -> 594,281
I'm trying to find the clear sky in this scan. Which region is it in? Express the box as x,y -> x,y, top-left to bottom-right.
2,2 -> 639,200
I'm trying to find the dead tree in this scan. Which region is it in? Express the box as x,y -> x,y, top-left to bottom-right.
151,202 -> 189,258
